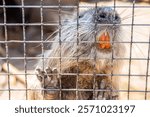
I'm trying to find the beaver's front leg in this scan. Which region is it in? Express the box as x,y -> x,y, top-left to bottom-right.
95,78 -> 119,100
36,67 -> 60,99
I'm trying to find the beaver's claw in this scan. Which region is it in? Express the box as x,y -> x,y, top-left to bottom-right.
35,67 -> 59,99
95,79 -> 119,100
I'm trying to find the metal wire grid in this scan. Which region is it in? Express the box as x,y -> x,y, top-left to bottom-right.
0,0 -> 150,100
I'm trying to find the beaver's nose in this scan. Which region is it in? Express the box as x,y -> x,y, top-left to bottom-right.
95,7 -> 120,24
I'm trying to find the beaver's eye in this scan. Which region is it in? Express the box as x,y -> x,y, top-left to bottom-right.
115,15 -> 119,20
78,14 -> 84,19
99,13 -> 106,19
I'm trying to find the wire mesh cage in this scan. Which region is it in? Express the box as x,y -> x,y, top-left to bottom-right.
0,0 -> 150,100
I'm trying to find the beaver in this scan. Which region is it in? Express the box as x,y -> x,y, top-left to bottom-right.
28,6 -> 125,100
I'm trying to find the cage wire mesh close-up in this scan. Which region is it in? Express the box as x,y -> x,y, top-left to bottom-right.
0,0 -> 150,100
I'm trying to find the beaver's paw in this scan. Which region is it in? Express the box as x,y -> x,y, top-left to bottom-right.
96,79 -> 119,100
103,85 -> 119,100
36,67 -> 59,87
35,67 -> 59,99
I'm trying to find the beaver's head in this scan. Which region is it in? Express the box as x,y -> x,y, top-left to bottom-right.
57,7 -> 121,57
76,7 -> 121,52
48,7 -> 123,69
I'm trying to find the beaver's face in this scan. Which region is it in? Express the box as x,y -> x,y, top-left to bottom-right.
77,7 -> 121,53
45,7 -> 123,70
50,7 -> 122,61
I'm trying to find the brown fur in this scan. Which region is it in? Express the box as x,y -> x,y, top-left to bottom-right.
28,5 -> 124,100
28,1 -> 150,100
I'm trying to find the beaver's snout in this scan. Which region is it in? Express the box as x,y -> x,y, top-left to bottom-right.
94,7 -> 121,24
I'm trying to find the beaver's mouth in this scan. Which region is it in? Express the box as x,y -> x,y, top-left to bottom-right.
97,31 -> 111,50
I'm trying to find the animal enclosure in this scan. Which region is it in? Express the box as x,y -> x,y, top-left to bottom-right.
0,0 -> 150,100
